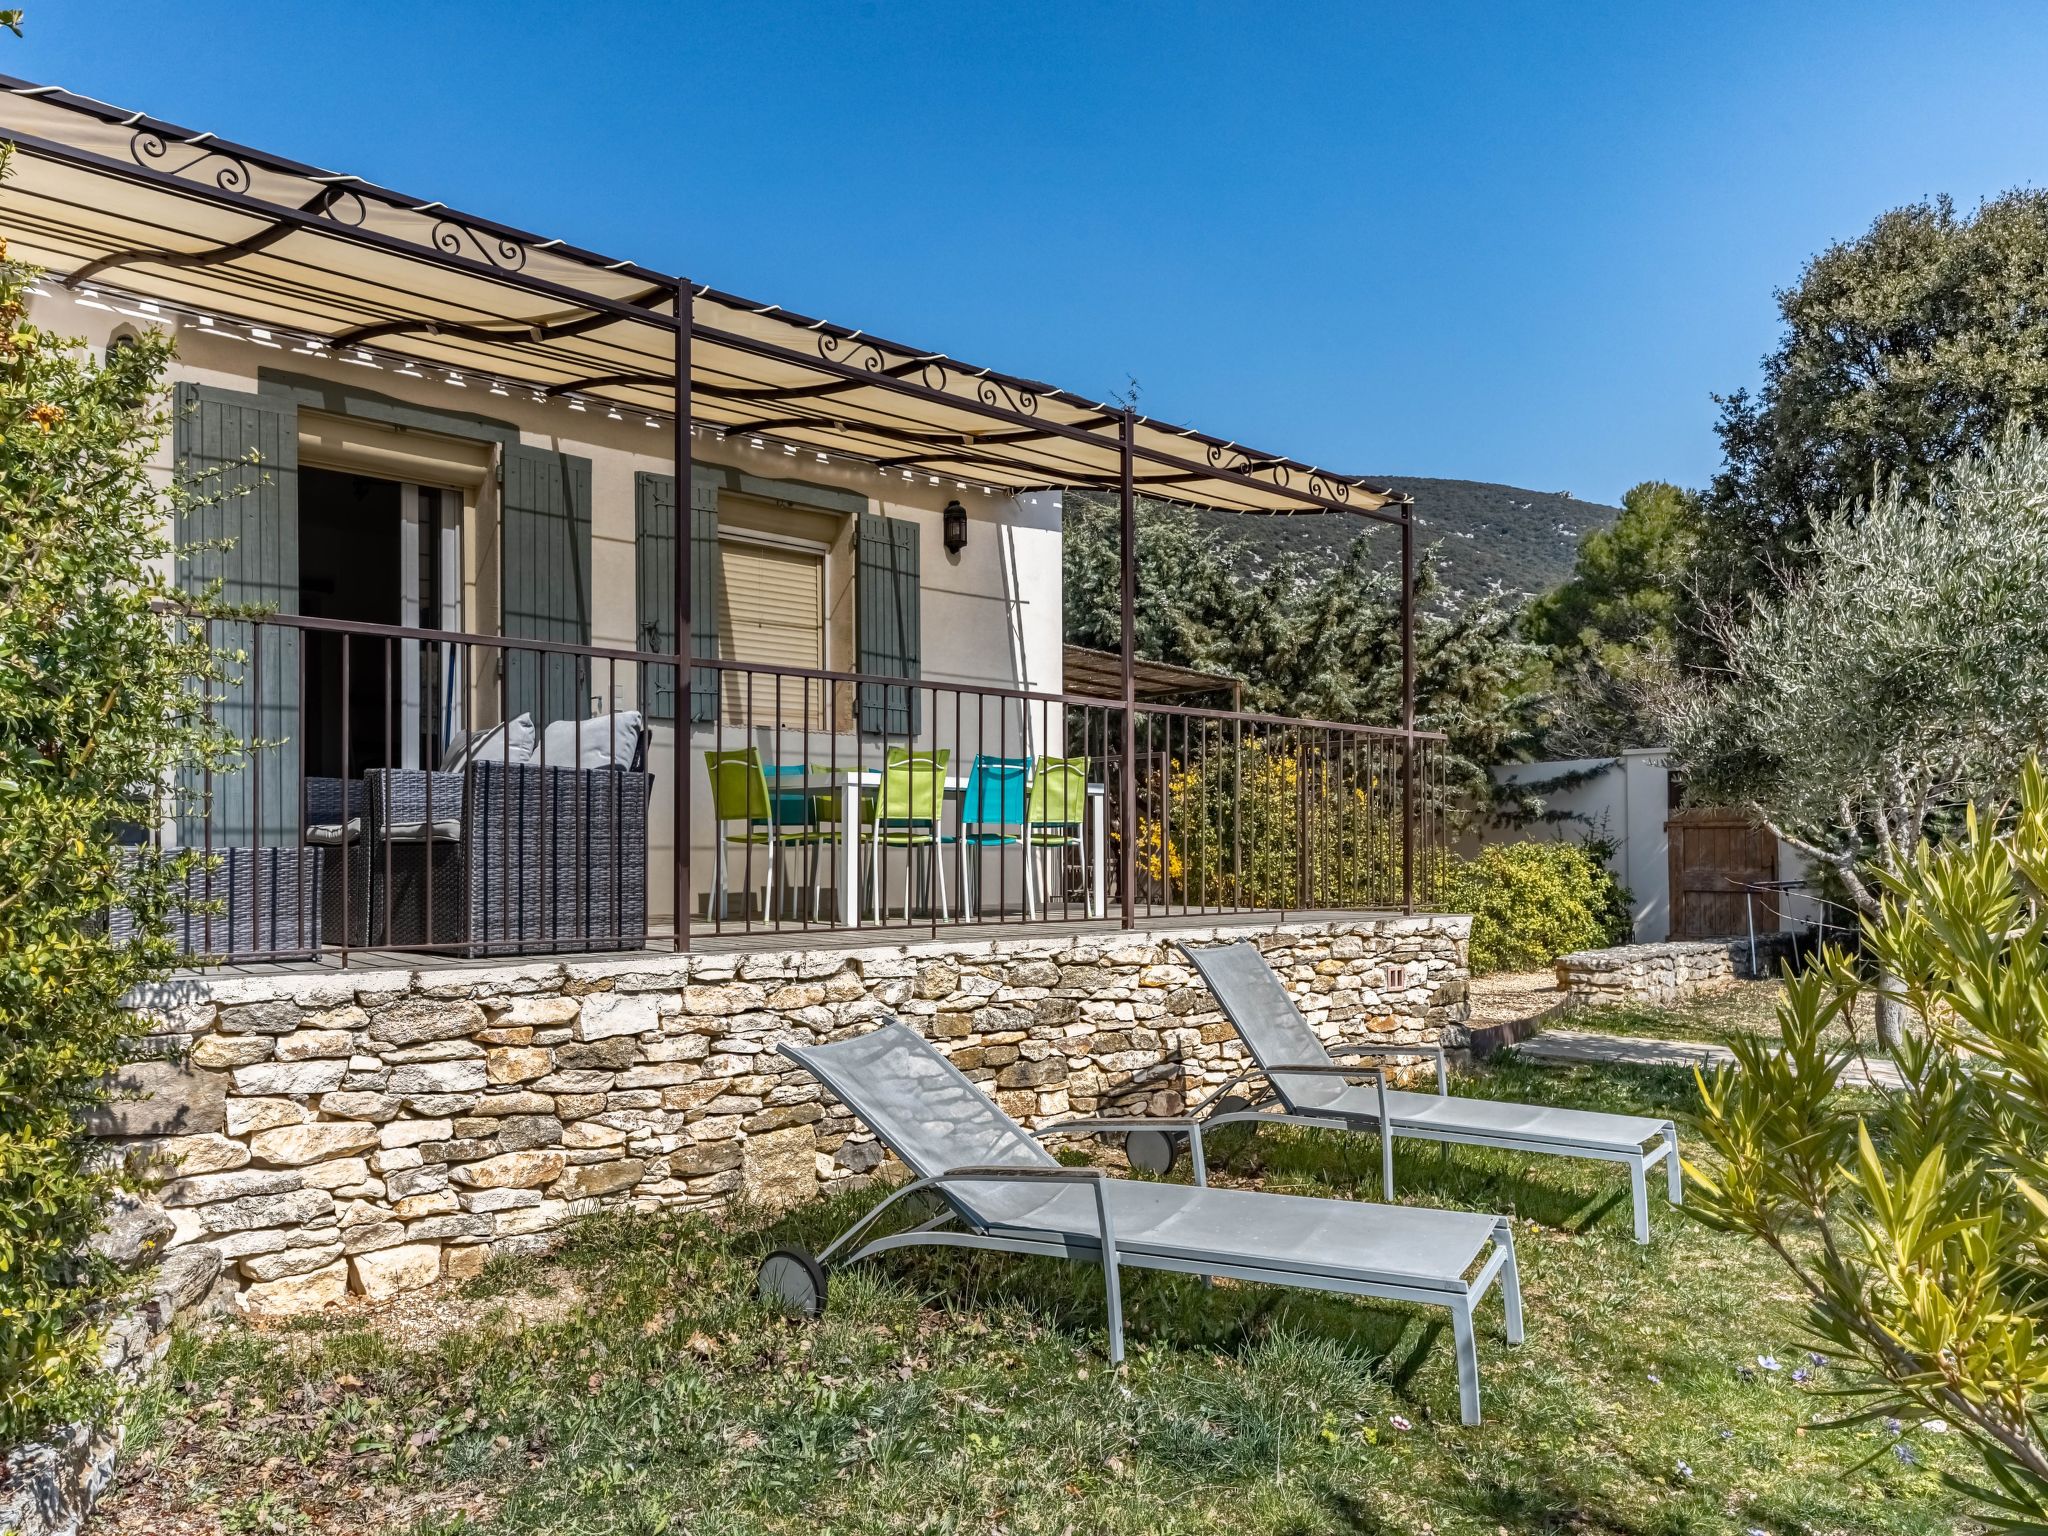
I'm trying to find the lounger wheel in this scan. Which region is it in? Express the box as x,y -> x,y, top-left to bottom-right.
757,1247 -> 829,1318
1124,1128 -> 1184,1177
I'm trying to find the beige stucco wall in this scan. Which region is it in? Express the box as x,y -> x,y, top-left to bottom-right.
37,291 -> 1068,926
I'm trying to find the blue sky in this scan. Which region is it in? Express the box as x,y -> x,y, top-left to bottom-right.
12,2 -> 2048,505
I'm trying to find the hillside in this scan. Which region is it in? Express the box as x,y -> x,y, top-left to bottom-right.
1190,476 -> 1619,601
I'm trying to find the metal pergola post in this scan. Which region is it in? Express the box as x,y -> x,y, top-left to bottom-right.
1118,407 -> 1138,931
673,281 -> 694,950
1400,503 -> 1417,913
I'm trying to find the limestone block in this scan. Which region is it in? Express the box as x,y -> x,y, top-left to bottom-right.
493,1199 -> 569,1236
451,1150 -> 566,1189
239,1241 -> 345,1282
467,1091 -> 558,1117
248,1121 -> 380,1166
88,1060 -> 227,1137
366,998 -> 486,1047
380,1117 -> 454,1148
160,1168 -> 303,1207
578,992 -> 659,1040
487,1046 -> 552,1083
231,1060 -> 347,1097
242,1257 -> 348,1316
320,1091 -> 404,1122
190,1035 -> 273,1069
197,1187 -> 335,1234
740,1125 -> 817,1210
387,1059 -> 489,1095
350,1242 -> 441,1301
554,1158 -> 645,1200
129,1132 -> 249,1176
460,1187 -> 541,1212
274,1030 -> 356,1062
301,1157 -> 375,1191
216,999 -> 305,1036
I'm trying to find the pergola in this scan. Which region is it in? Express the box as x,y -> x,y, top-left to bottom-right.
0,76 -> 1423,934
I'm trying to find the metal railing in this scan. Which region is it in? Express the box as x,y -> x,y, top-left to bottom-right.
145,613 -> 1447,962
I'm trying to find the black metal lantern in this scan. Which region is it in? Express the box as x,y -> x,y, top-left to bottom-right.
942,499 -> 969,555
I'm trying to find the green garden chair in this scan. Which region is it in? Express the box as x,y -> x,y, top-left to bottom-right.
1027,755 -> 1091,913
864,749 -> 950,921
703,749 -> 838,922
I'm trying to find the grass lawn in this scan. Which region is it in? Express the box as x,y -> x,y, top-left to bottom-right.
94,1058 -> 1969,1536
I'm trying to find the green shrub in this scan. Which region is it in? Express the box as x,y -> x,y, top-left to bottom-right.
0,226 -> 221,1440
1441,841 -> 1633,974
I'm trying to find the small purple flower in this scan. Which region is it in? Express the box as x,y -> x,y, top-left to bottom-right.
1388,1414 -> 1412,1431
1720,1429 -> 1735,1442
1791,1368 -> 1810,1384
1885,1417 -> 1903,1435
1756,1354 -> 1783,1372
1647,1372 -> 1661,1385
1807,1352 -> 1828,1367
1674,1460 -> 1693,1481
1894,1442 -> 1919,1466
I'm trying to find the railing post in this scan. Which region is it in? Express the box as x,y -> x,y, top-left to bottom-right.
1400,499 -> 1417,914
1117,407 -> 1137,930
673,278 -> 694,951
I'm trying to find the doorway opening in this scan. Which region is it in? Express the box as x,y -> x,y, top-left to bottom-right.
299,467 -> 463,778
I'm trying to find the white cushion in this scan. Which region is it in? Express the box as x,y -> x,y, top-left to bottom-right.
540,710 -> 643,770
442,713 -> 535,772
383,818 -> 464,844
305,817 -> 361,846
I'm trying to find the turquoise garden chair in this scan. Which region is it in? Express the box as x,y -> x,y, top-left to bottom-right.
946,754 -> 1036,919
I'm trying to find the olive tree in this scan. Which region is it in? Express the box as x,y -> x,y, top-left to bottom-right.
1689,762 -> 2048,1528
1666,429 -> 2048,1046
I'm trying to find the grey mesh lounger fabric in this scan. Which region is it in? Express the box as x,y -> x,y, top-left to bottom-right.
1180,942 -> 1682,1243
773,1020 -> 1523,1425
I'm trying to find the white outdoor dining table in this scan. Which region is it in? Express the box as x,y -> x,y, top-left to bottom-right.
785,770 -> 1106,926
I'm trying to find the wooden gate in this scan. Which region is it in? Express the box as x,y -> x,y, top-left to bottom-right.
1665,810 -> 1777,938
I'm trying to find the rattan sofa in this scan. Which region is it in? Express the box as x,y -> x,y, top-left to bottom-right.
306,751 -> 649,958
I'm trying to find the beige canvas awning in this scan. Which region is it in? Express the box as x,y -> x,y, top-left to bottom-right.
0,77 -> 1405,521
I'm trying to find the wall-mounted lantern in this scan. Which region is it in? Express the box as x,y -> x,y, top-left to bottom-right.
942,499 -> 969,556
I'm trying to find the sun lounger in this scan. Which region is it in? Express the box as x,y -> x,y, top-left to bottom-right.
1173,942 -> 1681,1243
758,1020 -> 1523,1425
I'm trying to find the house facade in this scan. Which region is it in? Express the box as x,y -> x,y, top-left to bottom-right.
54,294 -> 1066,940
4,75 -> 1445,962
6,77 -> 1482,1313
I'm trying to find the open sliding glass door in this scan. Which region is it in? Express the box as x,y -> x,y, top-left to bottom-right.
399,484 -> 463,769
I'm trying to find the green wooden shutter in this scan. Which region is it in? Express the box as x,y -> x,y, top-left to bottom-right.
857,512 -> 921,735
500,445 -> 592,726
634,470 -> 720,723
173,383 -> 298,848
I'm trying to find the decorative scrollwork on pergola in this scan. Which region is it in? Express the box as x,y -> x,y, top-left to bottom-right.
130,128 -> 252,193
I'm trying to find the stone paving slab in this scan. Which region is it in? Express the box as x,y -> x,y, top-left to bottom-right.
1511,1029 -> 1905,1090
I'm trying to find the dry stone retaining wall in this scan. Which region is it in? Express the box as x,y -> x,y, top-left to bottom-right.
1555,939 -> 1740,1009
109,916 -> 1470,1313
